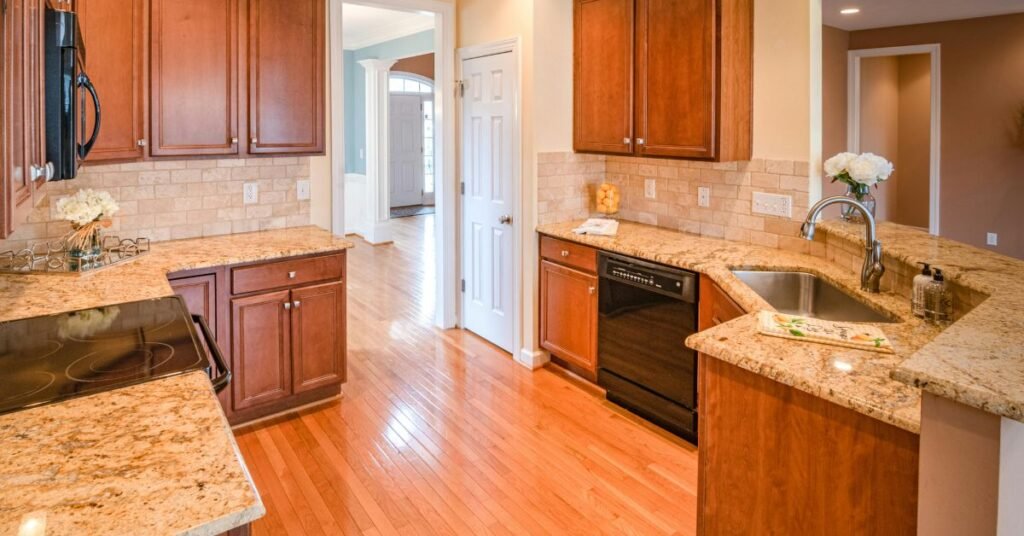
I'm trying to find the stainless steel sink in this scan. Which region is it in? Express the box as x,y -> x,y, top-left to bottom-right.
731,270 -> 897,323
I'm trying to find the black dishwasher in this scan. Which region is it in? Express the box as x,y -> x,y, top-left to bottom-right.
597,252 -> 699,442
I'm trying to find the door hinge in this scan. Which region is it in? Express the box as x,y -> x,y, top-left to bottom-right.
455,80 -> 466,98
460,182 -> 465,195
461,279 -> 466,292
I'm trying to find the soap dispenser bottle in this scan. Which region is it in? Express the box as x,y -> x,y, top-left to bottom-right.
911,263 -> 932,318
924,268 -> 953,326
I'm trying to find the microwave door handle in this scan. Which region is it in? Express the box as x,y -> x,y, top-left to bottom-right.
77,73 -> 101,159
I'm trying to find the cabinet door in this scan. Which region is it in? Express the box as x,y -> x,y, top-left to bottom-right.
573,0 -> 634,155
231,289 -> 292,410
635,0 -> 715,159
150,0 -> 239,156
79,0 -> 146,161
290,281 -> 345,393
169,274 -> 218,336
1,0 -> 35,237
246,0 -> 325,154
540,260 -> 598,371
698,274 -> 745,331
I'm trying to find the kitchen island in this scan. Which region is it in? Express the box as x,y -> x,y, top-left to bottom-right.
0,226 -> 353,535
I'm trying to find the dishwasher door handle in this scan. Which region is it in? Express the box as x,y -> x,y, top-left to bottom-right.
192,314 -> 231,393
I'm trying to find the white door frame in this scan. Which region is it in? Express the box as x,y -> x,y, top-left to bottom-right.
848,44 -> 942,235
329,0 -> 458,328
457,38 -> 523,361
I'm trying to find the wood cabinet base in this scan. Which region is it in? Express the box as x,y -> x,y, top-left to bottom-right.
697,356 -> 919,535
226,382 -> 340,426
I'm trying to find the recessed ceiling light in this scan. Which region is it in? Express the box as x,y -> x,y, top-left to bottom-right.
840,7 -> 861,15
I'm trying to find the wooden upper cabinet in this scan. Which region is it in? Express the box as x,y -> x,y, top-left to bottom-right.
79,0 -> 146,161
247,0 -> 325,155
150,0 -> 239,157
290,281 -> 346,393
574,0 -> 752,162
573,0 -> 633,155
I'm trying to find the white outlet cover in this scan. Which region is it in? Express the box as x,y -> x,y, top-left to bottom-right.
297,180 -> 311,201
988,233 -> 999,246
644,178 -> 656,199
697,186 -> 711,208
243,182 -> 259,205
752,192 -> 793,218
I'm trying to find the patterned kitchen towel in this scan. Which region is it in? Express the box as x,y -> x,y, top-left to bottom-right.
756,311 -> 894,354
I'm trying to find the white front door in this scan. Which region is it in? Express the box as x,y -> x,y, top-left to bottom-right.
389,94 -> 424,208
461,51 -> 515,353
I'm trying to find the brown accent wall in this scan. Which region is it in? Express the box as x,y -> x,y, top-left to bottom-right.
896,54 -> 932,229
849,13 -> 1024,259
392,53 -> 435,81
859,56 -> 901,223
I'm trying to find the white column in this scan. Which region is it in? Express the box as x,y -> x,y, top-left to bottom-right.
358,58 -> 397,245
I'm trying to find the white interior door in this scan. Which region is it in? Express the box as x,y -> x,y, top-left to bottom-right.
389,94 -> 424,208
461,51 -> 515,353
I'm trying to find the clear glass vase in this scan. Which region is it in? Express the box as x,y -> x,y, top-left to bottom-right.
840,184 -> 876,223
68,232 -> 103,272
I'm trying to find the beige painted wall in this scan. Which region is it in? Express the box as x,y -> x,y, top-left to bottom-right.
821,25 -> 849,206
850,13 -> 1024,259
896,54 -> 932,229
753,0 -> 813,161
309,5 -> 334,231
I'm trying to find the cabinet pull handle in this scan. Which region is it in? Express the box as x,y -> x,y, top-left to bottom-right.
560,250 -> 570,257
293,300 -> 301,308
588,286 -> 596,295
288,271 -> 297,279
284,302 -> 291,310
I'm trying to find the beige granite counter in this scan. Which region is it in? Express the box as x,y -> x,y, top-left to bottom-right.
538,220 -> 944,433
820,220 -> 1024,424
0,226 -> 354,534
0,372 -> 264,536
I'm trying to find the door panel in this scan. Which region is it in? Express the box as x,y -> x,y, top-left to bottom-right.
247,0 -> 324,154
389,94 -> 424,207
540,260 -> 598,371
461,52 -> 515,353
291,281 -> 346,393
150,0 -> 238,156
231,290 -> 292,410
636,0 -> 715,159
169,274 -> 218,336
574,0 -> 633,154
79,0 -> 146,161
2,0 -> 33,237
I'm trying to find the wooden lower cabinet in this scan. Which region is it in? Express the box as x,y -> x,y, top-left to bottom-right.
168,251 -> 347,424
697,354 -> 919,535
539,236 -> 600,379
697,274 -> 746,330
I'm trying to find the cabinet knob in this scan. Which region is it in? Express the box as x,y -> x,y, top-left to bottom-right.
560,250 -> 570,257
623,137 -> 631,145
284,302 -> 291,310
29,164 -> 46,182
288,271 -> 297,279
293,300 -> 301,308
230,137 -> 239,144
588,286 -> 596,295
251,137 -> 258,145
636,138 -> 645,146
136,139 -> 147,147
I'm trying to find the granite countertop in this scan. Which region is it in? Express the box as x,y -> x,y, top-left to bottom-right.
538,220 -> 943,433
0,226 -> 354,535
820,220 -> 1024,423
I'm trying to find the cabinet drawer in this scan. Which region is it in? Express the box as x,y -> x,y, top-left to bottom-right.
232,253 -> 344,295
540,236 -> 598,273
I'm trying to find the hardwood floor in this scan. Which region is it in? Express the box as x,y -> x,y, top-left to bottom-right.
234,215 -> 699,535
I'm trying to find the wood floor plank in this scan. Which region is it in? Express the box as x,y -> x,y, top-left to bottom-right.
236,215 -> 699,535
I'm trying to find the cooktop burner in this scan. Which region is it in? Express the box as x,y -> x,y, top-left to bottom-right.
0,297 -> 212,415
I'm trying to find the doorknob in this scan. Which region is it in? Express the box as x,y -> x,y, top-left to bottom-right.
498,214 -> 513,225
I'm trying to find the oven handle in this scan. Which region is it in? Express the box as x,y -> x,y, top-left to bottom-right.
192,314 -> 231,393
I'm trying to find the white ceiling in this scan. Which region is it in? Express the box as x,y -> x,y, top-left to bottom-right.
342,3 -> 434,50
823,0 -> 1024,31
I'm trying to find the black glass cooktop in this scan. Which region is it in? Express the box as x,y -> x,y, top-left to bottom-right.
0,297 -> 210,415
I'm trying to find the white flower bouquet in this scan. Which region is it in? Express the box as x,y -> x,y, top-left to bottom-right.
823,152 -> 894,191
55,189 -> 120,252
57,306 -> 121,339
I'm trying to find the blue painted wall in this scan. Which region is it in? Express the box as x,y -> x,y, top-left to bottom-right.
345,30 -> 434,174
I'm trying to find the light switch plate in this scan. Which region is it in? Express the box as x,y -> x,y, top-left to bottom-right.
243,182 -> 259,205
297,180 -> 311,201
644,178 -> 656,199
987,233 -> 999,246
697,186 -> 711,208
752,192 -> 792,218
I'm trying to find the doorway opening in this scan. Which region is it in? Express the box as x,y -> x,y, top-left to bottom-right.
388,72 -> 436,217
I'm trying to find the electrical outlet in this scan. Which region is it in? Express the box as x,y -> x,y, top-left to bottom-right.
697,186 -> 711,208
243,182 -> 259,205
987,232 -> 999,246
297,180 -> 311,201
644,178 -> 656,199
752,192 -> 792,218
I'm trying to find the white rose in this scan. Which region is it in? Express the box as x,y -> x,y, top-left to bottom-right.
866,153 -> 894,182
848,154 -> 882,185
824,152 -> 858,177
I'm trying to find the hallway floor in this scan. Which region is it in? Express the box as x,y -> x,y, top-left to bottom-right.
234,215 -> 699,535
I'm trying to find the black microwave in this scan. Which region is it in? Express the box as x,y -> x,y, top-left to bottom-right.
44,7 -> 100,181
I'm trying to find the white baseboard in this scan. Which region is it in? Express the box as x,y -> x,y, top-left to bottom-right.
516,348 -> 549,370
362,221 -> 393,245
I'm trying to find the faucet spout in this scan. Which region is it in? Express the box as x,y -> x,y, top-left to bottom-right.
800,196 -> 885,293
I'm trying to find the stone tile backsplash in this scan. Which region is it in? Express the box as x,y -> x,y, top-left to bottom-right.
0,157 -> 312,253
